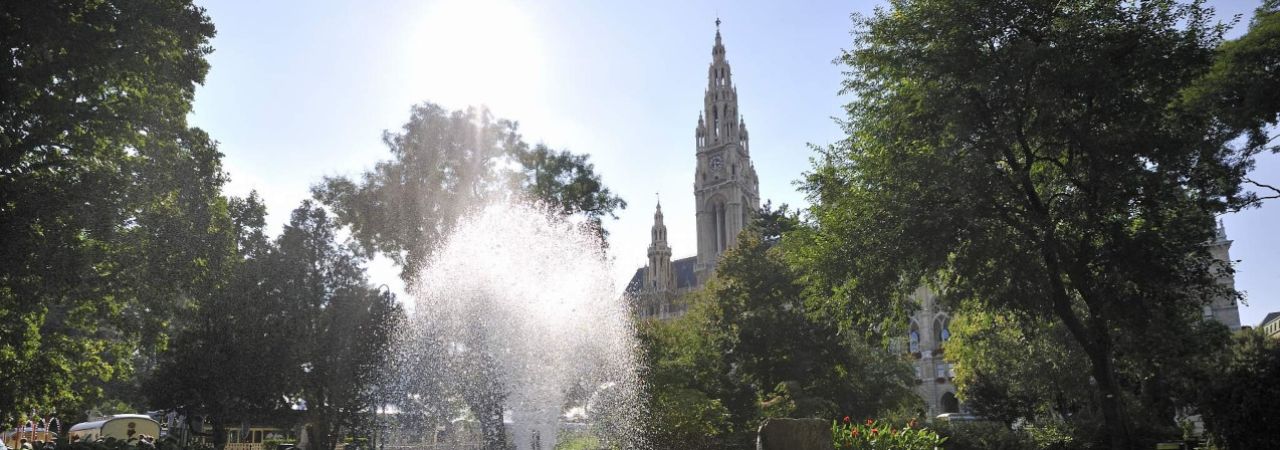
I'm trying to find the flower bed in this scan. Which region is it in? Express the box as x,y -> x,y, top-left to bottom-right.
831,418 -> 946,450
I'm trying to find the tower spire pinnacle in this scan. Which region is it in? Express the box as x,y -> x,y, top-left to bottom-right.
714,17 -> 723,49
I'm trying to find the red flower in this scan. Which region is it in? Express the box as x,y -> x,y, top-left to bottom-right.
843,416 -> 851,423
865,419 -> 874,426
851,429 -> 859,437
871,428 -> 879,435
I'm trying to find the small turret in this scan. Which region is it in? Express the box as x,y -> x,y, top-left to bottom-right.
646,200 -> 675,293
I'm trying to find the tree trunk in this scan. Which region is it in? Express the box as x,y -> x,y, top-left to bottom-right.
212,420 -> 227,450
311,416 -> 335,450
1040,246 -> 1131,449
475,401 -> 507,450
1081,326 -> 1130,449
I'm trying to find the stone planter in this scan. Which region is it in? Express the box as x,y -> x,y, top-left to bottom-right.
756,418 -> 830,450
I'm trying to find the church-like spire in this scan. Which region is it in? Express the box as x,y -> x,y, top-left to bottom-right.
698,20 -> 741,149
693,19 -> 761,282
647,199 -> 675,293
651,198 -> 668,243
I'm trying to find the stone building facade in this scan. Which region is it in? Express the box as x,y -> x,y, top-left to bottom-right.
903,287 -> 961,418
1261,312 -> 1280,339
627,22 -> 760,319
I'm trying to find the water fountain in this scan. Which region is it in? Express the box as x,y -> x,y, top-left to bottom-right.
402,201 -> 646,450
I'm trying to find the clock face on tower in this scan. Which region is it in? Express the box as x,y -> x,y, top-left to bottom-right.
710,154 -> 725,173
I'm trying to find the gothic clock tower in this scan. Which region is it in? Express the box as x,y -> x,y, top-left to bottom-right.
694,20 -> 760,282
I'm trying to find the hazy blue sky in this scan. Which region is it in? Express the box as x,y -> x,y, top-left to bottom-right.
191,0 -> 1277,325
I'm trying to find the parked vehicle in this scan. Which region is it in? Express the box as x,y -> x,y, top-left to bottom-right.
934,413 -> 983,422
68,415 -> 161,442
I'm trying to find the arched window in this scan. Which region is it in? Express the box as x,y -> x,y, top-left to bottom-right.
941,392 -> 959,413
934,317 -> 951,347
908,323 -> 921,353
716,201 -> 727,252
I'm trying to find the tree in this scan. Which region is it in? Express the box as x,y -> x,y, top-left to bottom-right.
509,144 -> 627,245
312,105 -> 625,448
1180,0 -> 1280,150
1,0 -> 219,422
313,103 -> 626,283
144,193 -> 298,450
272,202 -> 402,450
709,231 -> 916,422
946,310 -> 1095,427
754,200 -> 801,244
637,301 -> 749,449
1198,328 -> 1280,449
1180,0 -> 1280,208
639,210 -> 917,448
802,1 -> 1279,446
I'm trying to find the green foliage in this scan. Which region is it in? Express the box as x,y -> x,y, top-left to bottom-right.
146,200 -> 402,450
932,421 -> 1037,450
510,144 -> 627,244
1,0 -> 222,422
552,432 -> 604,450
648,387 -> 731,449
1197,328 -> 1280,449
753,200 -> 801,243
711,233 -> 917,420
1022,422 -> 1080,450
640,217 -> 918,448
638,304 -> 748,449
271,202 -> 404,450
1178,1 -> 1280,153
832,418 -> 946,450
144,192 -> 297,440
804,1 -> 1280,446
313,103 -> 625,283
946,311 -> 1093,427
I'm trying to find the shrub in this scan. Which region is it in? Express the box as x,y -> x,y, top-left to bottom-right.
932,421 -> 1033,450
1198,328 -> 1280,449
261,438 -> 297,450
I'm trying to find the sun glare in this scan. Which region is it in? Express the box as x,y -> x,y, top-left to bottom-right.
406,0 -> 547,115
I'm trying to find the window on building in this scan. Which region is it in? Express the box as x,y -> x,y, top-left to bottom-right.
941,392 -> 960,413
934,317 -> 951,346
908,324 -> 921,353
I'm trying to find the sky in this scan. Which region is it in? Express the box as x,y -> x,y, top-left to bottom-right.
190,0 -> 1278,326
